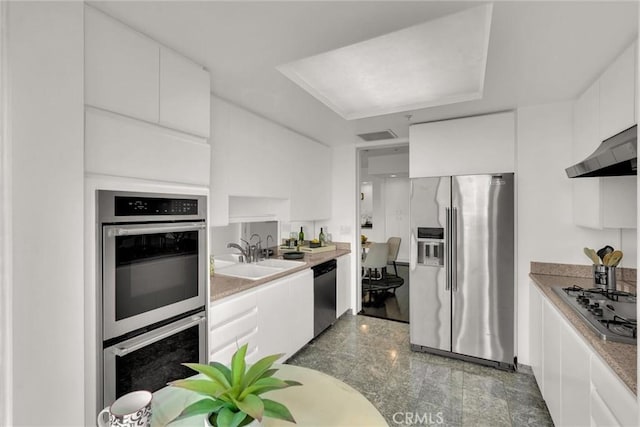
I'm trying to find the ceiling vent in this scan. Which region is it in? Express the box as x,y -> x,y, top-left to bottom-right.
357,130 -> 398,142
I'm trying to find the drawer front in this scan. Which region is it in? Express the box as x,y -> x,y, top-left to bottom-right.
590,354 -> 637,427
591,387 -> 622,427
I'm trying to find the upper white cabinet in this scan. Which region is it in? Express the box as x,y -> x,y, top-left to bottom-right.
599,42 -> 636,140
572,41 -> 637,229
409,111 -> 515,178
85,6 -> 159,124
159,47 -> 211,137
85,6 -> 210,138
210,96 -> 331,225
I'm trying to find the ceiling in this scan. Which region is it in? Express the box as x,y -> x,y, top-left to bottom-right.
91,1 -> 638,147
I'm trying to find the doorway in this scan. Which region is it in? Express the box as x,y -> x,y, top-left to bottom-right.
358,145 -> 410,323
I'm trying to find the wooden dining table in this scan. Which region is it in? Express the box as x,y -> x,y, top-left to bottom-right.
150,364 -> 387,427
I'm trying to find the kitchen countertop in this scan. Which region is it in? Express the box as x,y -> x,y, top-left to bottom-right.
210,244 -> 351,302
529,262 -> 637,395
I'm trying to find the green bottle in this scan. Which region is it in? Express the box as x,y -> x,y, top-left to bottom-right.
319,228 -> 326,246
298,227 -> 304,245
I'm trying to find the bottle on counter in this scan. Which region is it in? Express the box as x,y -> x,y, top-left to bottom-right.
319,228 -> 326,246
298,227 -> 304,245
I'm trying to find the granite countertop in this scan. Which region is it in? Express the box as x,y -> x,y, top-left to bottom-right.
210,244 -> 351,302
529,262 -> 637,395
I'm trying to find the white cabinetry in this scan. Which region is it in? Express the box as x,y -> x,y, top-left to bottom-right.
590,354 -> 638,427
542,300 -> 562,423
159,47 -> 211,137
85,6 -> 210,138
409,111 -> 515,178
528,285 -> 543,391
257,269 -> 313,361
209,289 -> 259,364
85,6 -> 159,123
210,96 -> 331,225
560,316 -> 591,427
209,269 -> 314,365
336,254 -> 352,317
572,41 -> 637,229
529,282 -> 638,427
599,42 -> 636,140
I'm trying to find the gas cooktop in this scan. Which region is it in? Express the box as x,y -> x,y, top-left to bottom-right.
552,285 -> 637,345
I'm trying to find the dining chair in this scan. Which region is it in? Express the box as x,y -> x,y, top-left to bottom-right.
386,237 -> 401,276
362,242 -> 389,303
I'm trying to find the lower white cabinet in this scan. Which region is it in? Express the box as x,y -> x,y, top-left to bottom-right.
208,288 -> 259,365
529,281 -> 638,427
209,269 -> 313,365
542,300 -> 563,423
257,269 -> 313,361
336,254 -> 352,317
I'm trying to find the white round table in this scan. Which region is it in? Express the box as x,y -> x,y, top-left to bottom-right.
151,364 -> 387,427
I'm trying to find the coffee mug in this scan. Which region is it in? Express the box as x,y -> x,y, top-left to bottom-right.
97,390 -> 152,427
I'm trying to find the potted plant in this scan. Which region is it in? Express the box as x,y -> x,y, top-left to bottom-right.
168,343 -> 301,427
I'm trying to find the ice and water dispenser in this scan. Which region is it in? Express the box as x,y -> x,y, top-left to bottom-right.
417,227 -> 444,267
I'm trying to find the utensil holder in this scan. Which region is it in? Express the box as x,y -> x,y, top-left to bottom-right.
592,265 -> 616,291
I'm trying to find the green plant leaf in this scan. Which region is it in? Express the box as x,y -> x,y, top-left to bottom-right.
228,411 -> 248,427
210,361 -> 233,384
239,377 -> 295,400
263,398 -> 297,423
243,353 -> 283,387
169,379 -> 225,397
231,344 -> 248,387
183,363 -> 231,389
258,368 -> 278,379
217,407 -> 236,427
235,393 -> 264,422
284,380 -> 303,387
170,398 -> 225,423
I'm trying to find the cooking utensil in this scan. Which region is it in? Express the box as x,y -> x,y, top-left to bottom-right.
602,252 -> 612,266
607,250 -> 623,267
596,245 -> 614,263
584,247 -> 600,264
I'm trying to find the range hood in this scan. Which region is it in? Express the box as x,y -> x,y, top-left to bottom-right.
566,125 -> 637,178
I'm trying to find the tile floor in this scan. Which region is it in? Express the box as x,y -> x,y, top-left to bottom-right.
287,314 -> 553,427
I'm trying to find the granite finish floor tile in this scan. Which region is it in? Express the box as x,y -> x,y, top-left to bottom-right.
287,313 -> 553,427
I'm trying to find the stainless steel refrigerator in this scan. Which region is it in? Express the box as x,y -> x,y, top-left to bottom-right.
409,173 -> 515,369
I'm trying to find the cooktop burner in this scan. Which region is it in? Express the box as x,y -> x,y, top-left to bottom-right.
552,285 -> 636,345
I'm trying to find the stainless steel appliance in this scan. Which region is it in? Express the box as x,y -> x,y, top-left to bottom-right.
98,190 -> 208,407
566,125 -> 637,178
410,174 -> 516,369
313,259 -> 337,337
553,285 -> 636,345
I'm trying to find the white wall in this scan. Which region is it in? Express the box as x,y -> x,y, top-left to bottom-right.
8,2 -> 85,425
516,102 -> 627,365
324,145 -> 358,312
384,177 -> 411,262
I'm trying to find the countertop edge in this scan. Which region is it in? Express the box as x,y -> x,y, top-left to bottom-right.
529,273 -> 637,395
210,249 -> 351,302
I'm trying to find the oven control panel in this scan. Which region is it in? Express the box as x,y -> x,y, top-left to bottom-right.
115,196 -> 199,216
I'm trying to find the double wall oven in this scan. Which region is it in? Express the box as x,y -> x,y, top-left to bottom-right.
98,191 -> 207,408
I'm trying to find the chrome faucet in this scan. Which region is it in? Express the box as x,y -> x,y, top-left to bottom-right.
226,242 -> 249,263
249,234 -> 263,262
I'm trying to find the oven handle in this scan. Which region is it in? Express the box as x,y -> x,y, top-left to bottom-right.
107,222 -> 205,237
111,313 -> 206,357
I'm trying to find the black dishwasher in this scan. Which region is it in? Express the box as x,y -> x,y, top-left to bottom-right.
312,259 -> 337,337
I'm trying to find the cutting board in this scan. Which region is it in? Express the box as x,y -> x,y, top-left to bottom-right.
299,244 -> 337,253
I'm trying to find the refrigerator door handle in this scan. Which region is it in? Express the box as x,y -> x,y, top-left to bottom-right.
452,207 -> 458,292
445,207 -> 451,291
